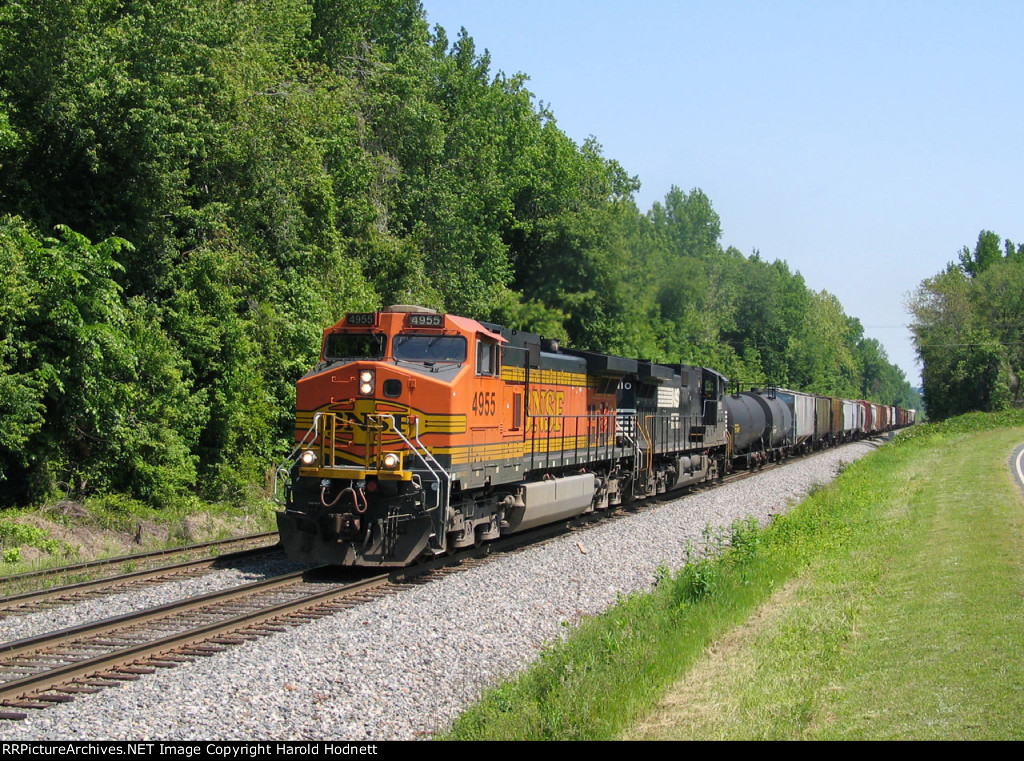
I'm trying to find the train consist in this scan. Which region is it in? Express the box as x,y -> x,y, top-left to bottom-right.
275,306 -> 915,567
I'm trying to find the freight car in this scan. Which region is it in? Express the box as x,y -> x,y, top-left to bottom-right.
274,306 -> 909,567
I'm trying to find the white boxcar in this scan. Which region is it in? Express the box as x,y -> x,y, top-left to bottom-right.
856,401 -> 868,434
777,389 -> 816,448
843,400 -> 859,437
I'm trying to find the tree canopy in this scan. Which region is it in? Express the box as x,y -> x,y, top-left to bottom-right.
0,0 -> 917,507
909,230 -> 1023,419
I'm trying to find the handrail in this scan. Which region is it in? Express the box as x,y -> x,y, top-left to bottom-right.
273,413 -> 323,504
640,414 -> 654,471
276,410 -> 453,554
373,414 -> 452,554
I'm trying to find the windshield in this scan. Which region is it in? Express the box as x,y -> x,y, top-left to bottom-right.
324,332 -> 387,361
393,334 -> 467,363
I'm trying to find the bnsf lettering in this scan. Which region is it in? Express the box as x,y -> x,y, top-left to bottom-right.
526,390 -> 564,432
336,410 -> 411,433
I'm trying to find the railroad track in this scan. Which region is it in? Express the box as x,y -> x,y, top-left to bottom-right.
0,533 -> 281,616
0,525 -> 549,723
0,439 -> 884,723
0,567 -> 400,721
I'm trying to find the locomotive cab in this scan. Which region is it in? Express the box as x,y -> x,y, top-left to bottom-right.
277,306 -> 508,566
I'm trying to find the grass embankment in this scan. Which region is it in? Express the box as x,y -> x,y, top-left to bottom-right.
0,493 -> 278,574
445,412 -> 1024,740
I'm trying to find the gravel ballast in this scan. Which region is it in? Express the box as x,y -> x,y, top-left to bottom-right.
2,443 -> 876,740
0,554 -> 306,643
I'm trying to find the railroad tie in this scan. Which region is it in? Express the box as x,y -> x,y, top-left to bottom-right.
27,693 -> 75,703
3,699 -> 56,709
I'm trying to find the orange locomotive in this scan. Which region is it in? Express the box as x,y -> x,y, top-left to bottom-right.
275,306 -> 730,566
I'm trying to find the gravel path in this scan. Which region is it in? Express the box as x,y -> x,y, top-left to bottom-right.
2,443 -> 876,740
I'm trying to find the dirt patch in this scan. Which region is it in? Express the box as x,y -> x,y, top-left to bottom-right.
48,500 -> 89,520
1,503 -> 269,572
16,513 -> 141,560
180,513 -> 215,543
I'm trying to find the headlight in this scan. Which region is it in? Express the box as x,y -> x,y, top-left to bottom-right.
381,452 -> 400,470
359,369 -> 374,396
299,449 -> 317,466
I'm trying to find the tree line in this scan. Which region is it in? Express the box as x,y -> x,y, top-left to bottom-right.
909,230 -> 1024,419
0,0 -> 918,508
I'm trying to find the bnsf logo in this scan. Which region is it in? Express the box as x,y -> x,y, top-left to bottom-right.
526,389 -> 565,432
332,410 -> 413,435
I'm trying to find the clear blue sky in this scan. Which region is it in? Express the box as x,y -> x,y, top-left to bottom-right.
421,0 -> 1024,387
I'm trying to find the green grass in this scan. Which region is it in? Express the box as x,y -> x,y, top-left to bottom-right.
811,427 -> 1024,739
446,518 -> 789,741
444,412 -> 1024,740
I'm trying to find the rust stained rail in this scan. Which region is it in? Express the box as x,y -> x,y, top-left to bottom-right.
0,570 -> 390,710
0,543 -> 280,613
0,532 -> 278,587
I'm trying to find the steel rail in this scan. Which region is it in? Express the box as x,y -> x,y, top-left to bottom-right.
0,570 -> 313,660
0,532 -> 278,586
0,573 -> 389,712
0,436 -> 885,719
0,543 -> 281,612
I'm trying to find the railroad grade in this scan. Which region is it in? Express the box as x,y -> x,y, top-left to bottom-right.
0,437 -> 884,724
0,548 -> 289,620
0,532 -> 281,609
0,533 -> 527,722
0,526 -> 569,721
0,443 -> 876,739
0,567 -> 390,720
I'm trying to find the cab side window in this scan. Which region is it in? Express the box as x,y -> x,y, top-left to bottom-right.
476,340 -> 496,375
